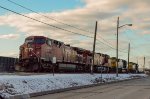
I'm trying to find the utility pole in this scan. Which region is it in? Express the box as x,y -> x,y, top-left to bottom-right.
143,56 -> 145,72
137,57 -> 138,64
116,17 -> 119,77
116,17 -> 132,77
91,21 -> 98,74
128,43 -> 130,73
149,61 -> 150,69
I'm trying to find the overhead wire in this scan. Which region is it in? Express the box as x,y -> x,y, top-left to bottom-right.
0,5 -> 127,53
96,39 -> 127,53
123,29 -> 142,54
6,0 -> 92,34
121,29 -> 146,65
0,5 -> 93,38
5,0 -> 127,52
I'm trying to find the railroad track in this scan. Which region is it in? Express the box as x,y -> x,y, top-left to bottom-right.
0,72 -> 98,76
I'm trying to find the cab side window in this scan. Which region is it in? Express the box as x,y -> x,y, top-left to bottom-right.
47,39 -> 52,46
59,43 -> 62,48
53,40 -> 62,48
53,40 -> 58,47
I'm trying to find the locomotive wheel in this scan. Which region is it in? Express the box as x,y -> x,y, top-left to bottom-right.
20,67 -> 26,72
32,64 -> 41,72
15,64 -> 22,71
15,65 -> 20,71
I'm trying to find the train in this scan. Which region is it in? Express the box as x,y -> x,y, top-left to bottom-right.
15,36 -> 139,73
128,62 -> 139,73
0,56 -> 18,72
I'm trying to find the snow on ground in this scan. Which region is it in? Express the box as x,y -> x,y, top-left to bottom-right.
0,73 -> 147,98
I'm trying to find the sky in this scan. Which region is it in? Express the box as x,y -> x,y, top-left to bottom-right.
0,0 -> 149,68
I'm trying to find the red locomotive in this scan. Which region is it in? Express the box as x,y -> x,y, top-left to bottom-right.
15,36 -> 110,72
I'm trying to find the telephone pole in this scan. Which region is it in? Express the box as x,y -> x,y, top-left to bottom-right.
91,21 -> 98,74
149,61 -> 150,69
137,57 -> 138,64
128,43 -> 130,73
143,56 -> 145,72
116,17 -> 119,77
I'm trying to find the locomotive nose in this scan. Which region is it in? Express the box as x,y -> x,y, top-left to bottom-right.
27,43 -> 33,48
27,43 -> 34,53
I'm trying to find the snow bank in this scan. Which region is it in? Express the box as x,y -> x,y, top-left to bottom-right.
0,73 -> 147,98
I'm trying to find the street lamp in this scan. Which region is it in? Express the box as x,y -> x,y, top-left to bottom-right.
118,24 -> 132,28
116,17 -> 132,77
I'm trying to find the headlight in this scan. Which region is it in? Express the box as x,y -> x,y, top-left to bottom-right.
29,48 -> 33,51
27,44 -> 33,48
36,51 -> 40,55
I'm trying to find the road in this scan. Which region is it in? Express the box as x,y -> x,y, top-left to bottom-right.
32,76 -> 150,99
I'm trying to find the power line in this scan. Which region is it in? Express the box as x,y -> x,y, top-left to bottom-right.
0,5 -> 127,53
0,5 -> 93,38
96,39 -> 127,53
6,0 -> 92,34
97,35 -> 114,46
123,29 -> 142,54
96,33 -> 128,53
6,0 -> 124,52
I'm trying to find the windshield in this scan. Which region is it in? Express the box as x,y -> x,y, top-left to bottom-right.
34,38 -> 45,44
25,38 -> 45,44
25,38 -> 33,43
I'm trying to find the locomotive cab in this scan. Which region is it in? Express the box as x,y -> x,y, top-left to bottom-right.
20,36 -> 46,60
16,36 -> 47,72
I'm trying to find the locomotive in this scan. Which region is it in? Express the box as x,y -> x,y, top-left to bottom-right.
108,58 -> 127,73
15,36 -> 139,73
15,36 -> 110,72
128,62 -> 139,73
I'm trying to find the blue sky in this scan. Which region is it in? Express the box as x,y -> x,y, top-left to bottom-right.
0,0 -> 149,67
0,0 -> 84,14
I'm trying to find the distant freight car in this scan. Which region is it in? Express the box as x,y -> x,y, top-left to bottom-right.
0,56 -> 18,72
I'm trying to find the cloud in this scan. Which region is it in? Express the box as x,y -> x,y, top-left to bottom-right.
0,0 -> 149,66
0,34 -> 20,39
0,51 -> 18,58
